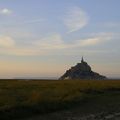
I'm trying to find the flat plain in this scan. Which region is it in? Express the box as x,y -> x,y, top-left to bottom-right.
0,79 -> 120,120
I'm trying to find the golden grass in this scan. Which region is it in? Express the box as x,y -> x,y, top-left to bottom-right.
0,79 -> 120,119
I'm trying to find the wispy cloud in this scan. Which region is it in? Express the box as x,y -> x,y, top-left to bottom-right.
63,7 -> 89,33
102,22 -> 120,28
0,33 -> 112,56
33,34 -> 67,49
0,47 -> 44,56
33,33 -> 112,50
21,19 -> 45,24
0,8 -> 12,15
0,18 -> 44,26
78,36 -> 111,47
0,36 -> 15,48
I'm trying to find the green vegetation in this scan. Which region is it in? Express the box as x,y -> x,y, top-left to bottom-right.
0,80 -> 120,119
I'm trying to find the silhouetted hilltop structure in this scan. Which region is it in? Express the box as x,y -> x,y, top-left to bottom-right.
59,57 -> 106,80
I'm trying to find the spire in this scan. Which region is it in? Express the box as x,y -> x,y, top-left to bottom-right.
81,56 -> 84,63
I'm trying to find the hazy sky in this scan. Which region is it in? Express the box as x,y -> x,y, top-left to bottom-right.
0,0 -> 120,78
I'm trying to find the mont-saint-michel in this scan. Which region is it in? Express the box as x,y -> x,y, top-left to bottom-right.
59,57 -> 106,80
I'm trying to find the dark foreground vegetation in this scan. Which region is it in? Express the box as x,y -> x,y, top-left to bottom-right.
0,79 -> 120,120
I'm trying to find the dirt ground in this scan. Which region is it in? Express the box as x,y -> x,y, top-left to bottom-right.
22,108 -> 120,120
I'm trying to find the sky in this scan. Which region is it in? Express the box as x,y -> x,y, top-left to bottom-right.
0,0 -> 120,79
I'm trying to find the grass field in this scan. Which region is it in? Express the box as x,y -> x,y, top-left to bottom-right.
0,79 -> 120,120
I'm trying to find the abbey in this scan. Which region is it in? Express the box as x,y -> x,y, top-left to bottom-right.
59,57 -> 106,80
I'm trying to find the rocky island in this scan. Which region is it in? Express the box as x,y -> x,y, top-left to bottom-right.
59,57 -> 106,80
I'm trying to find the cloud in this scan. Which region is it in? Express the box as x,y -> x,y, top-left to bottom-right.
63,7 -> 89,33
33,33 -> 112,50
101,22 -> 120,28
0,36 -> 15,47
0,33 -> 112,56
78,36 -> 111,47
33,34 -> 67,49
80,38 -> 101,46
0,47 -> 44,56
0,18 -> 44,26
0,8 -> 12,15
0,35 -> 48,56
21,19 -> 45,24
